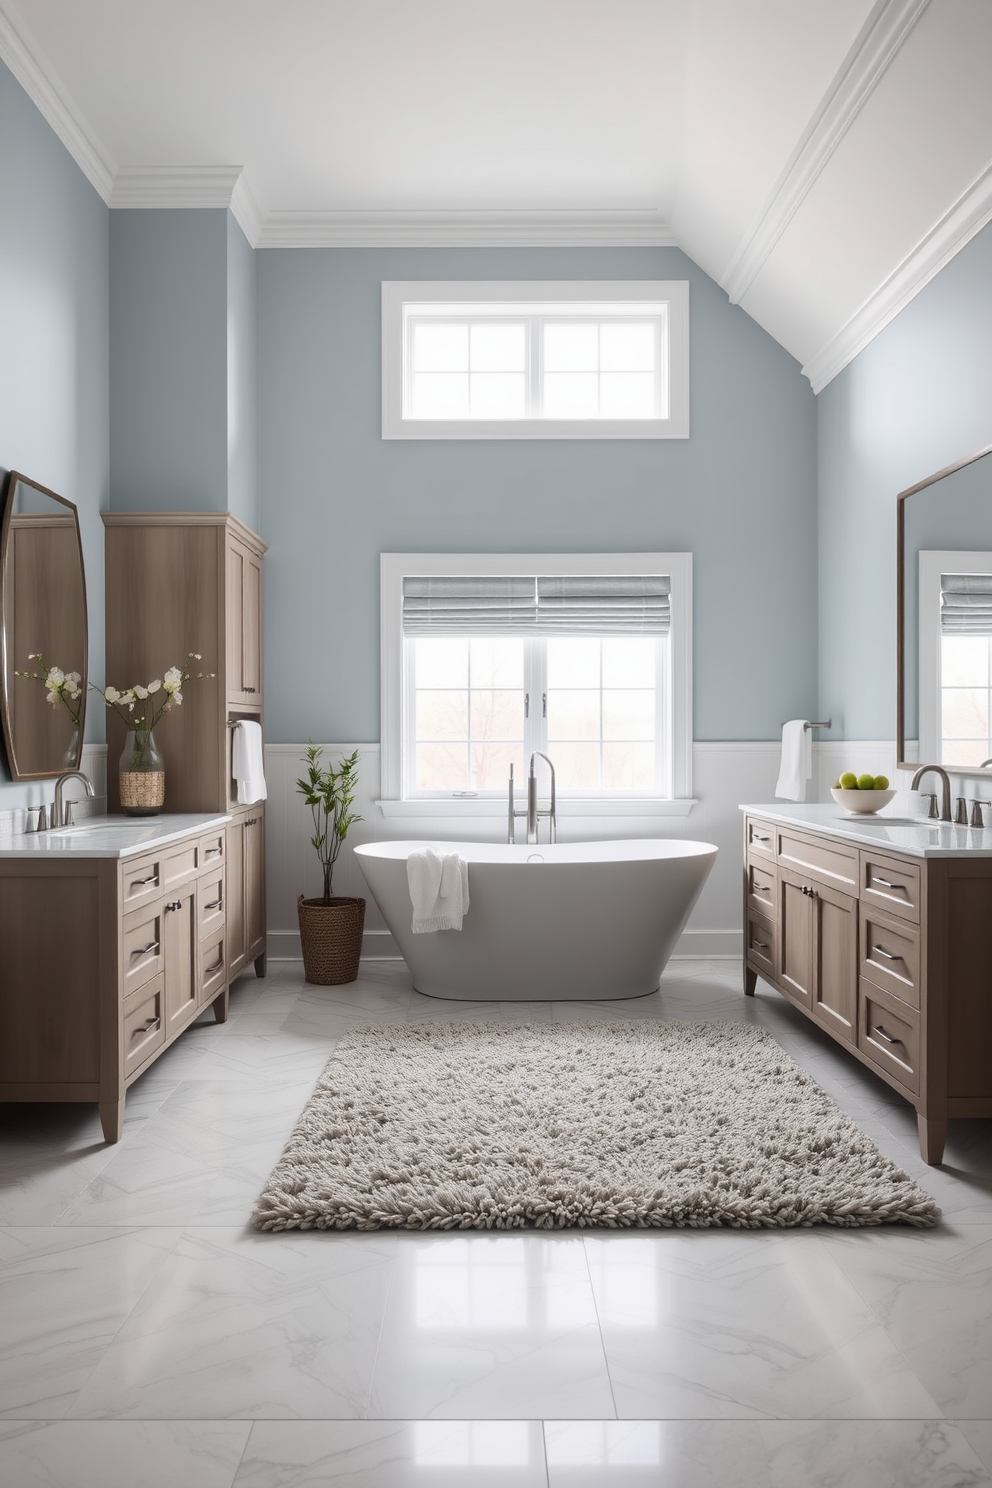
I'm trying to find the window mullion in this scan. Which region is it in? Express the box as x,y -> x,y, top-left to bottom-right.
529,316 -> 541,420
525,639 -> 548,755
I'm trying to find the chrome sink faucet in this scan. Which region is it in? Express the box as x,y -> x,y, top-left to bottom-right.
910,764 -> 952,823
52,770 -> 95,828
507,753 -> 557,844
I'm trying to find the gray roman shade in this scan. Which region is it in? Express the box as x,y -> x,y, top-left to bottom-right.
402,574 -> 671,637
940,573 -> 992,636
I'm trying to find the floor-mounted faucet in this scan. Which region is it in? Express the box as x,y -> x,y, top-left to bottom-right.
910,764 -> 952,822
508,754 -> 557,844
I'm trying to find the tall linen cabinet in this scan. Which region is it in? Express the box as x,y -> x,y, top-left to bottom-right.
103,513 -> 268,980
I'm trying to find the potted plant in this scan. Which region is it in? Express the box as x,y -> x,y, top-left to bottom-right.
296,743 -> 365,984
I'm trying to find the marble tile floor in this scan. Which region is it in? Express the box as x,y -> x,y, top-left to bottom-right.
2,957 -> 992,1486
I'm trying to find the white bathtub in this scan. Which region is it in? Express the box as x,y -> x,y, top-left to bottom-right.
354,838 -> 718,1001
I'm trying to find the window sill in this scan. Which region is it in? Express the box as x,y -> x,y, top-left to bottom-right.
376,797 -> 697,819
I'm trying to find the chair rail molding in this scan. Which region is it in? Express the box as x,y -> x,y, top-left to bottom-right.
720,0 -> 931,307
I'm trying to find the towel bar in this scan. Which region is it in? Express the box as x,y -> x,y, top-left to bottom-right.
779,719 -> 831,730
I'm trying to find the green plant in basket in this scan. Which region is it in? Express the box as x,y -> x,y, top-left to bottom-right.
296,743 -> 363,905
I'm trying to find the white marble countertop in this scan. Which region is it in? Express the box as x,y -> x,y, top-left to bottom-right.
740,801 -> 992,857
0,813 -> 231,860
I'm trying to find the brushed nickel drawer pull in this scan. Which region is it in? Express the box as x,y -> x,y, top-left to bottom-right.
134,1017 -> 161,1037
204,847 -> 222,858
752,832 -> 770,842
871,876 -> 899,889
752,939 -> 769,951
131,874 -> 159,887
132,941 -> 159,958
204,957 -> 225,975
872,1025 -> 902,1047
872,945 -> 898,960
205,898 -> 224,910
164,900 -> 183,912
244,686 -> 257,693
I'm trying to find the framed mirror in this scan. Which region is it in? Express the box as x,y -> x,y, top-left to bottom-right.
898,441 -> 992,777
0,471 -> 88,779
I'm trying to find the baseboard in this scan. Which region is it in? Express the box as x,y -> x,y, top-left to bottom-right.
267,926 -> 740,963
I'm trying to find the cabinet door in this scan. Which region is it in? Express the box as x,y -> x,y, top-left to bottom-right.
810,881 -> 858,1044
226,816 -> 247,979
226,538 -> 263,705
245,809 -> 266,963
163,886 -> 198,1035
778,868 -> 813,1008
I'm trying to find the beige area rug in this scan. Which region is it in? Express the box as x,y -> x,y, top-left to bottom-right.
252,1020 -> 939,1231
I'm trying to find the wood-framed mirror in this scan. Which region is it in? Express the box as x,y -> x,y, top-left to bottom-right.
897,441 -> 992,778
0,471 -> 88,779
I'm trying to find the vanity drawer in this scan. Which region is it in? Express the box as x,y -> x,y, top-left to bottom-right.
777,830 -> 858,893
122,975 -> 165,1078
160,842 -> 199,892
198,870 -> 226,940
860,908 -> 921,1010
745,909 -> 776,981
746,860 -> 777,919
860,851 -> 921,925
121,904 -> 164,997
199,930 -> 227,1005
121,853 -> 163,911
859,982 -> 920,1095
197,831 -> 225,872
746,818 -> 776,860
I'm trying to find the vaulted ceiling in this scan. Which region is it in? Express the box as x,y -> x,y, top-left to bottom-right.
3,0 -> 991,389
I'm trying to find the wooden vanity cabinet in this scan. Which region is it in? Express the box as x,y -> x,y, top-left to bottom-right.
0,824 -> 229,1144
103,512 -> 267,982
743,813 -> 992,1164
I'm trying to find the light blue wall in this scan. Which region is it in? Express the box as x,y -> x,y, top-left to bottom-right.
818,221 -> 992,739
257,247 -> 817,743
226,212 -> 259,531
110,209 -> 229,511
0,59 -> 109,800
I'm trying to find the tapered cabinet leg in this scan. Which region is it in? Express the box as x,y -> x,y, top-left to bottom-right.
918,1113 -> 947,1165
212,985 -> 230,1023
744,964 -> 757,996
254,952 -> 267,979
99,1097 -> 124,1144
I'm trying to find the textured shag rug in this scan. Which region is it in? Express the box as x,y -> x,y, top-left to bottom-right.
252,1020 -> 939,1231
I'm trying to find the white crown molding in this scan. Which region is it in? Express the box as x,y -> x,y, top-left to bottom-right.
720,0 -> 931,304
0,0 -> 115,201
803,157 -> 992,393
230,170 -> 265,246
255,208 -> 676,249
110,166 -> 244,210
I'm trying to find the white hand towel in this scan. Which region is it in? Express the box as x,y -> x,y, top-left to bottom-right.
775,719 -> 811,801
232,720 -> 268,804
407,847 -> 470,933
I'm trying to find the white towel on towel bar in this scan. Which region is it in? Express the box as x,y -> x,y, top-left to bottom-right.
775,719 -> 811,801
232,720 -> 267,804
407,848 -> 470,933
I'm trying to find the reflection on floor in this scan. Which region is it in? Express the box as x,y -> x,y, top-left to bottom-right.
1,958 -> 992,1486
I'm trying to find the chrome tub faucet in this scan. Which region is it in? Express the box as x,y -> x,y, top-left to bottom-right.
508,753 -> 557,844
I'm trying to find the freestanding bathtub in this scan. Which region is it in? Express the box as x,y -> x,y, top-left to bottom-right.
354,838 -> 717,1001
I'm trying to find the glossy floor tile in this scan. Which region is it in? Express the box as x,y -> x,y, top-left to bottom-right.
0,956 -> 990,1484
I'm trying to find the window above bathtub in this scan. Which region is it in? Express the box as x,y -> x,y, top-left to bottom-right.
379,553 -> 694,816
381,282 -> 689,440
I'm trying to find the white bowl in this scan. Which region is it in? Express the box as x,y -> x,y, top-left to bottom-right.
830,787 -> 897,815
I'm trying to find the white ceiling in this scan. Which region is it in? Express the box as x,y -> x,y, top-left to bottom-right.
2,0 -> 991,389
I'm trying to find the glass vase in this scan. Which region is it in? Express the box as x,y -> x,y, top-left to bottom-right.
119,727 -> 165,815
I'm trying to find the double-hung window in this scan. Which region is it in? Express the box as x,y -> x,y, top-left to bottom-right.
919,553 -> 992,766
382,282 -> 689,440
380,553 -> 692,812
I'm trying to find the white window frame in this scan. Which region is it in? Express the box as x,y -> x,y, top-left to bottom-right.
382,281 -> 689,441
379,552 -> 693,817
920,550 -> 992,763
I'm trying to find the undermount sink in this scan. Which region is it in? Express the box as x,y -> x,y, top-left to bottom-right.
45,820 -> 141,837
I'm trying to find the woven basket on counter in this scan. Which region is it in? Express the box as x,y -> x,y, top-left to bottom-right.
297,894 -> 366,985
119,770 -> 165,812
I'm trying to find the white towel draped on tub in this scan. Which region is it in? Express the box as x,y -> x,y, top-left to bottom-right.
232,720 -> 268,804
407,848 -> 470,932
775,719 -> 811,801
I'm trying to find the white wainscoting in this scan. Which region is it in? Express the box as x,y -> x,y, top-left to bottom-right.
264,740 -> 793,964
0,743 -> 108,838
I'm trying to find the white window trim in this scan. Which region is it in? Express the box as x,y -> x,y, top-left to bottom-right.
919,549 -> 992,761
379,551 -> 693,815
382,281 -> 689,440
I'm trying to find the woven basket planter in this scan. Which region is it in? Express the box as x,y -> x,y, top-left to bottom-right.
297,894 -> 366,985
